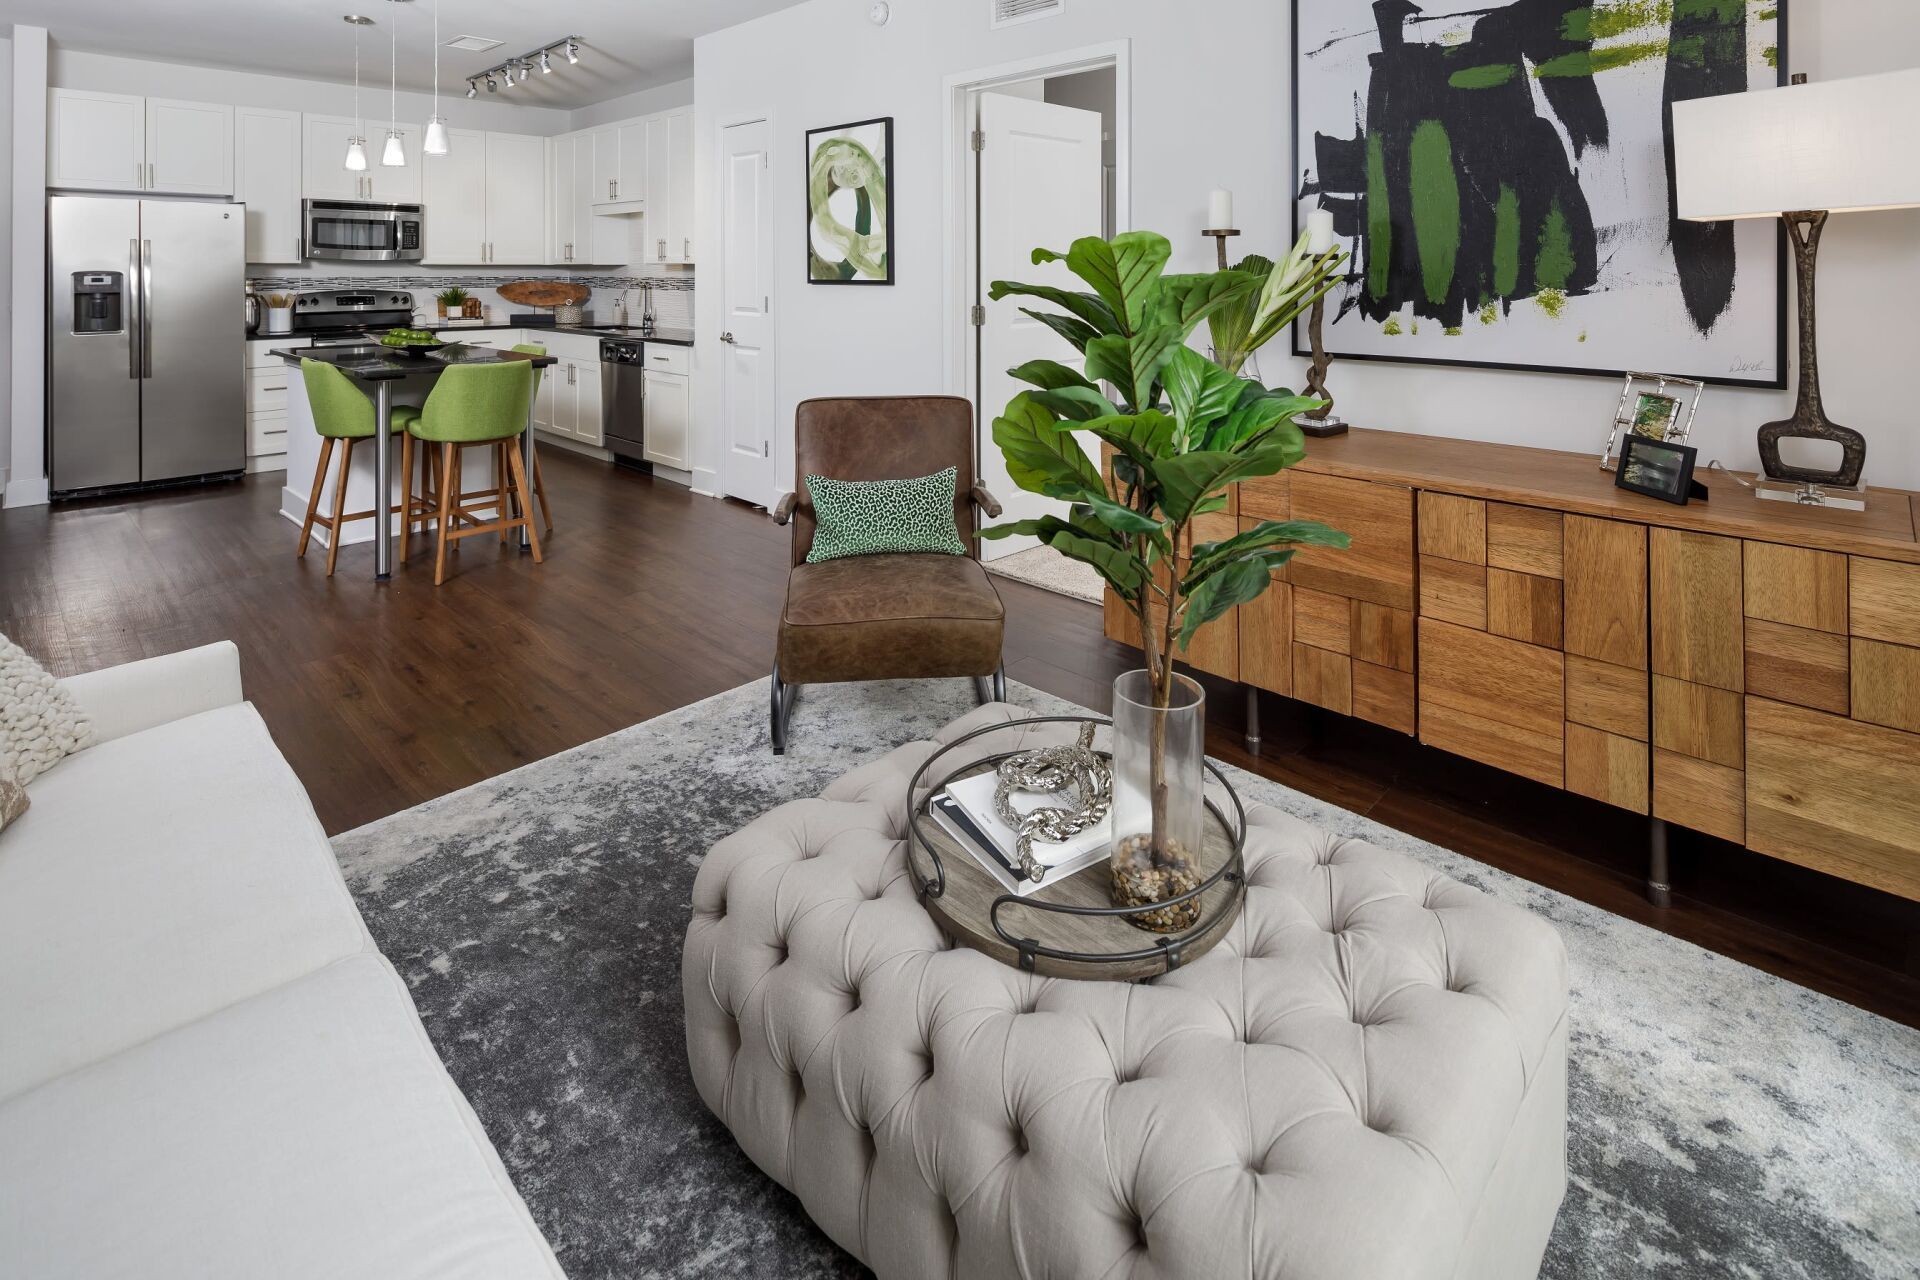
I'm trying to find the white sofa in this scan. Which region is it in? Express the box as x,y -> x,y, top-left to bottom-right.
0,642 -> 564,1279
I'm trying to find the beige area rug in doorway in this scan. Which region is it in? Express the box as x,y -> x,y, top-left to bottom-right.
984,545 -> 1104,603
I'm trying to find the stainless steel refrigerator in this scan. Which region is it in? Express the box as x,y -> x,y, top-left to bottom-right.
49,195 -> 245,494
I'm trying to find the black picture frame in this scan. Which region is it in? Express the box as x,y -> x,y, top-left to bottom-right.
805,116 -> 894,286
1287,3 -> 1788,390
1615,435 -> 1707,505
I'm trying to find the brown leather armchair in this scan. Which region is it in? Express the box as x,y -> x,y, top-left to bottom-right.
769,395 -> 1007,753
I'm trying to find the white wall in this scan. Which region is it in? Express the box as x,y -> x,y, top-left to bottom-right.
0,34 -> 12,494
570,78 -> 692,130
50,48 -> 574,137
4,28 -> 47,508
693,0 -> 1920,503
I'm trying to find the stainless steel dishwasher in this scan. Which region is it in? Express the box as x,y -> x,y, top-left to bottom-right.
601,338 -> 649,470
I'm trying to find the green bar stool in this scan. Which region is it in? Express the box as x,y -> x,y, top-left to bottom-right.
404,361 -> 541,585
295,358 -> 421,577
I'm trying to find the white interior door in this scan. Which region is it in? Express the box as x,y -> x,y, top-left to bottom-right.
720,118 -> 775,505
975,90 -> 1104,559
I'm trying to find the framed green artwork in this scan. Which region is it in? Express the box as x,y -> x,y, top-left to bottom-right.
806,117 -> 893,285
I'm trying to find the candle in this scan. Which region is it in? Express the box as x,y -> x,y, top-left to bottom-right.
1208,188 -> 1233,230
1306,206 -> 1338,256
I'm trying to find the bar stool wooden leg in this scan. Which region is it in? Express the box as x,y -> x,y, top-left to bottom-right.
498,442 -> 513,545
434,442 -> 457,586
298,437 -> 335,559
507,442 -> 543,563
325,437 -> 357,577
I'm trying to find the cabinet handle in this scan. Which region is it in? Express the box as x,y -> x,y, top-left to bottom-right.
657,238 -> 666,258
608,179 -> 615,199
683,237 -> 690,259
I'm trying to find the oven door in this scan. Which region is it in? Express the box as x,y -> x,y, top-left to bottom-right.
303,201 -> 425,262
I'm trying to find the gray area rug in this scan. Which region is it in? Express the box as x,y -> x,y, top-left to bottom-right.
334,679 -> 1920,1280
983,544 -> 1105,603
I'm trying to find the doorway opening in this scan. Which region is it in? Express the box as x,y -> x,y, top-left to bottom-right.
944,43 -> 1128,602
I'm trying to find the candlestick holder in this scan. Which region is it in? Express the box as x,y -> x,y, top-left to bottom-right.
1201,228 -> 1240,271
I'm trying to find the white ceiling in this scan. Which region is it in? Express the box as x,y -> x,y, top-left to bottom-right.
6,0 -> 810,108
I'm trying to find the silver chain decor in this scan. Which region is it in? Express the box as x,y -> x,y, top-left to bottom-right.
993,724 -> 1113,883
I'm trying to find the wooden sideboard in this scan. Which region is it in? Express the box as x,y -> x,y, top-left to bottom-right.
1102,429 -> 1920,905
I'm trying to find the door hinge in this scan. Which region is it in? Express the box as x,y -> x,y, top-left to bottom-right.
970,130 -> 985,152
970,304 -> 986,327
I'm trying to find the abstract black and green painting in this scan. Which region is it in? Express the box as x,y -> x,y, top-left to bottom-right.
807,117 -> 893,285
1295,0 -> 1784,386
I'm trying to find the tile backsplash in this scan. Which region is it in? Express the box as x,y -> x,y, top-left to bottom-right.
247,270 -> 693,329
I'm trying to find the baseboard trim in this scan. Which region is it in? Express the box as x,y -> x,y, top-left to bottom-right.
2,477 -> 51,509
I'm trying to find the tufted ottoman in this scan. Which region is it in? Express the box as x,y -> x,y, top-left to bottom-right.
683,707 -> 1569,1279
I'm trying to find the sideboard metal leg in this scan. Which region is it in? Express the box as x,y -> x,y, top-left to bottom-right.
1647,817 -> 1672,908
1245,686 -> 1262,755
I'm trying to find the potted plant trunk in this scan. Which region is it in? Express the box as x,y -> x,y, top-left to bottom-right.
983,230 -> 1349,930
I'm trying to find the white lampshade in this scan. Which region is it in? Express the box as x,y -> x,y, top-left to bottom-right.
423,117 -> 450,156
1673,68 -> 1920,221
343,136 -> 369,172
381,131 -> 406,167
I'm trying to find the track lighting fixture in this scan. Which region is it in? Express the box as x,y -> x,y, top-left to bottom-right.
466,80 -> 477,98
485,72 -> 497,92
471,36 -> 583,92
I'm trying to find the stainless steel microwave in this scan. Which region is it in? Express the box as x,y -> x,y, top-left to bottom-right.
302,199 -> 425,262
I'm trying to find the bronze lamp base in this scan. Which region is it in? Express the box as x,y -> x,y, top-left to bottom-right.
1763,210 -> 1866,489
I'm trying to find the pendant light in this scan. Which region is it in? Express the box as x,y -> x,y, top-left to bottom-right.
380,0 -> 406,166
422,0 -> 448,155
343,15 -> 371,172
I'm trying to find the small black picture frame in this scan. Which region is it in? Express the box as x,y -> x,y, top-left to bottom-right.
1615,435 -> 1708,505
805,116 -> 894,286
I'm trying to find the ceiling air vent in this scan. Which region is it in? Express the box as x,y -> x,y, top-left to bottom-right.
444,34 -> 505,52
991,0 -> 1064,30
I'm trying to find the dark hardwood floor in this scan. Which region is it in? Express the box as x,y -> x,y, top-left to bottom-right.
4,450 -> 1916,1028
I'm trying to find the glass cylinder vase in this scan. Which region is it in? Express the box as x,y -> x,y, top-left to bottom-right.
1109,669 -> 1206,933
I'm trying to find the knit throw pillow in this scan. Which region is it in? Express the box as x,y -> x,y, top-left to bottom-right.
0,633 -> 92,786
804,466 -> 968,564
0,762 -> 27,834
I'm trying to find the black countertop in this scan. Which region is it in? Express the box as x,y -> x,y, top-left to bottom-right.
270,342 -> 558,381
253,323 -> 696,347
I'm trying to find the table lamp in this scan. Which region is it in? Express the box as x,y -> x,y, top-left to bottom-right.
1672,67 -> 1920,507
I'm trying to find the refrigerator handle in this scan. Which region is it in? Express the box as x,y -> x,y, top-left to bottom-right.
140,240 -> 154,381
127,238 -> 142,379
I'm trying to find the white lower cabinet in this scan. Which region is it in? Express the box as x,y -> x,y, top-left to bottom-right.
642,365 -> 690,469
536,351 -> 605,447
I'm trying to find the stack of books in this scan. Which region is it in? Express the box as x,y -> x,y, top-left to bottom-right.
930,772 -> 1110,896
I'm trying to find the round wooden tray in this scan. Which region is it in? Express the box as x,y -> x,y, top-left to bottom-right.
906,716 -> 1246,982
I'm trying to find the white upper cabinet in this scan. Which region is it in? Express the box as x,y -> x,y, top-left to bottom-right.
50,89 -> 146,192
366,125 -> 423,203
548,135 -> 576,265
549,131 -> 630,266
670,109 -> 694,264
591,122 -> 645,209
484,132 -> 548,264
303,116 -> 365,200
422,130 -> 547,264
640,108 -> 695,266
303,116 -> 420,202
234,107 -> 304,264
49,89 -> 232,195
145,98 -> 234,195
422,128 -> 487,263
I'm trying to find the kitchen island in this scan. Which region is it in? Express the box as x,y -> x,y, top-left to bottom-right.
271,342 -> 558,582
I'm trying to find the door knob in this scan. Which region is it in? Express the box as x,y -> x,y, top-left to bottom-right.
720,331 -> 736,344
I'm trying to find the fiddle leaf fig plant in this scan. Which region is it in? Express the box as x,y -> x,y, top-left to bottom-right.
982,230 -> 1350,851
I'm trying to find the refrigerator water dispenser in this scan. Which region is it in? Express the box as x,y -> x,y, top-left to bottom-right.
71,272 -> 124,334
